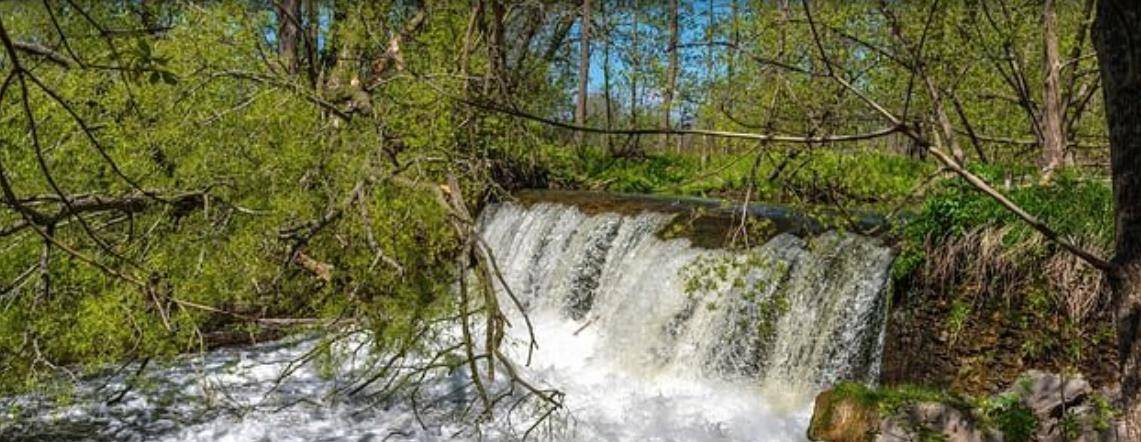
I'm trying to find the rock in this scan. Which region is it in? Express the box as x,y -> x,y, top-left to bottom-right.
1005,370 -> 1091,417
877,402 -> 998,442
808,390 -> 996,442
809,372 -> 1120,442
808,390 -> 880,442
1000,371 -> 1127,442
1035,398 -> 1128,442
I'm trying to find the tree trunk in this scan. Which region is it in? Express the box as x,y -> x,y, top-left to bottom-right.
630,4 -> 640,138
602,0 -> 614,153
1041,0 -> 1067,181
276,0 -> 302,75
705,0 -> 714,156
729,0 -> 739,79
1062,0 -> 1098,157
924,75 -> 967,165
138,0 -> 156,29
488,0 -> 507,95
776,0 -> 789,56
661,0 -> 679,151
1093,0 -> 1141,435
576,0 -> 591,146
304,0 -> 319,88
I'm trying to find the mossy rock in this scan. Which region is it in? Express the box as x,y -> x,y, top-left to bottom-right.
808,389 -> 881,442
810,383 -> 996,442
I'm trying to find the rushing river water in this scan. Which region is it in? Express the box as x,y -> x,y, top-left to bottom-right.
1,198 -> 894,441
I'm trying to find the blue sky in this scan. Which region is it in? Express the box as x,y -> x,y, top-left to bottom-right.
575,0 -> 733,119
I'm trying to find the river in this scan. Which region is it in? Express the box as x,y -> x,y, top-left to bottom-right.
2,196 -> 894,441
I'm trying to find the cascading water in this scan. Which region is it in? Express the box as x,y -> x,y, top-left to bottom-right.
475,200 -> 895,440
0,196 -> 895,442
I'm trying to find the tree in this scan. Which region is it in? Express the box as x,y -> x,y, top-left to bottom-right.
629,1 -> 642,154
963,0 -> 1101,174
661,0 -> 679,150
576,0 -> 591,145
601,0 -> 614,152
878,3 -> 968,165
1092,0 -> 1141,434
276,0 -> 302,75
1040,0 -> 1066,180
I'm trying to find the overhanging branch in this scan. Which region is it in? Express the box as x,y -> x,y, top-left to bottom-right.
13,41 -> 72,68
445,93 -> 904,144
799,0 -> 1114,273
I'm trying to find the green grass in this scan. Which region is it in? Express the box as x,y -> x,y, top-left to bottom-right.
892,168 -> 1113,280
538,146 -> 935,211
533,146 -> 1111,254
901,169 -> 1113,247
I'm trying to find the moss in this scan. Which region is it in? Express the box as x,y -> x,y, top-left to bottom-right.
808,388 -> 882,442
831,382 -> 969,417
820,382 -> 1049,441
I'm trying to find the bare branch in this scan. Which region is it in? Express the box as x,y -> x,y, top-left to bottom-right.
437,90 -> 903,144
799,0 -> 1113,272
12,41 -> 71,68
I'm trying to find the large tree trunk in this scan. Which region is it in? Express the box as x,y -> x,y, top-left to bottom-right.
276,0 -> 302,75
661,0 -> 679,151
576,0 -> 591,146
1093,0 -> 1141,435
1041,0 -> 1067,181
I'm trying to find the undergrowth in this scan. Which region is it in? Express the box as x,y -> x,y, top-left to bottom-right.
536,146 -> 933,211
882,166 -> 1116,394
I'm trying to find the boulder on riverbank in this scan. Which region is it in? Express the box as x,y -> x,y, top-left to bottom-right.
808,371 -> 1123,442
807,389 -> 882,442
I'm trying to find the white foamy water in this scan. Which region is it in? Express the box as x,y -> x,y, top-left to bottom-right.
1,200 -> 894,441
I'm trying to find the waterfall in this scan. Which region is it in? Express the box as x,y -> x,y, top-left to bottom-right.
477,199 -> 895,440
1,196 -> 895,442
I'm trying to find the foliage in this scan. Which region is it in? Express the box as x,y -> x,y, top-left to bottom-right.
903,171 -> 1113,247
892,170 -> 1112,281
543,146 -> 934,212
975,393 -> 1038,442
0,1 -> 559,393
0,0 -> 1120,416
